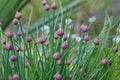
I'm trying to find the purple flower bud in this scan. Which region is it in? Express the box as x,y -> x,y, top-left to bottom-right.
12,18 -> 18,25
61,42 -> 68,49
6,31 -> 13,38
15,46 -> 19,52
8,75 -> 13,80
15,11 -> 22,19
2,38 -> 6,44
17,31 -> 22,37
93,38 -> 99,45
44,4 -> 50,11
54,73 -> 62,80
51,2 -> 57,9
12,74 -> 19,80
63,34 -> 68,41
80,24 -> 88,32
42,0 -> 47,5
66,60 -> 71,66
84,35 -> 89,42
54,33 -> 59,39
26,36 -> 32,42
101,59 -> 107,65
5,43 -> 13,51
56,28 -> 64,36
57,59 -> 62,66
11,64 -> 15,70
10,55 -> 17,62
39,36 -> 46,44
53,52 -> 62,60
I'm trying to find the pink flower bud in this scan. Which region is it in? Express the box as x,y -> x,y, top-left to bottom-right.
2,38 -> 6,44
54,33 -> 59,39
42,0 -> 47,5
15,46 -> 19,52
93,38 -> 99,45
5,43 -> 13,51
12,74 -> 19,80
26,36 -> 32,42
17,31 -> 22,37
57,59 -> 62,66
39,36 -> 46,44
51,2 -> 57,9
63,34 -> 68,41
66,60 -> 71,66
10,55 -> 17,62
11,64 -> 15,70
54,73 -> 62,80
84,35 -> 89,41
12,18 -> 18,25
53,52 -> 62,60
80,24 -> 88,32
56,28 -> 64,36
101,59 -> 107,65
44,4 -> 50,11
61,42 -> 68,49
6,31 -> 13,38
8,75 -> 13,80
15,11 -> 22,19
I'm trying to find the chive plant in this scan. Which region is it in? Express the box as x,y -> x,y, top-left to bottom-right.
0,1 -> 120,80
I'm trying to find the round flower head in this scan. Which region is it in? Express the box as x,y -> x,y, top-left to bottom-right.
56,28 -> 64,36
84,35 -> 89,42
44,4 -> 50,11
39,36 -> 46,44
11,64 -> 15,70
8,75 -> 13,80
101,58 -> 107,65
2,38 -> 6,44
15,46 -> 19,52
6,31 -> 13,38
53,52 -> 62,60
63,34 -> 68,41
10,55 -> 17,62
57,59 -> 62,66
42,0 -> 47,5
61,42 -> 68,50
54,73 -> 62,80
17,31 -> 22,37
15,11 -> 22,19
51,2 -> 57,9
5,43 -> 13,51
12,18 -> 18,25
66,60 -> 71,66
93,38 -> 99,45
26,36 -> 32,42
54,33 -> 59,39
80,24 -> 88,32
12,74 -> 19,80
